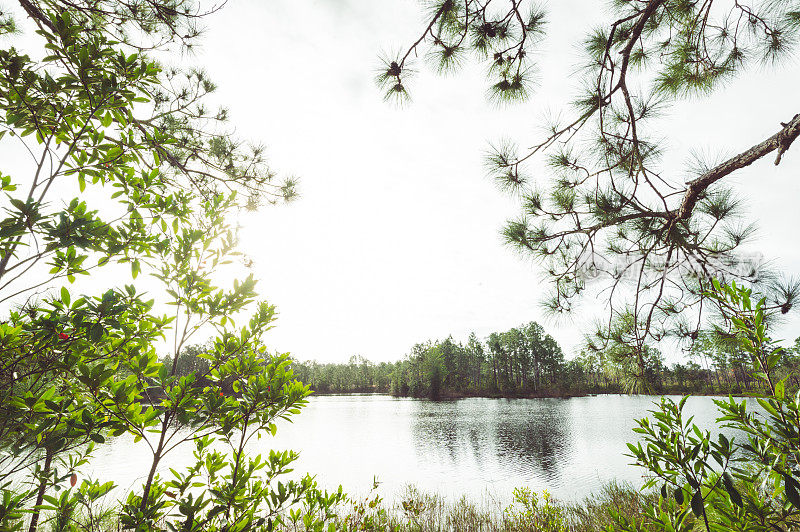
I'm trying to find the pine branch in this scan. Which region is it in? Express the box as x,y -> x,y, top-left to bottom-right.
674,112 -> 800,224
17,0 -> 55,32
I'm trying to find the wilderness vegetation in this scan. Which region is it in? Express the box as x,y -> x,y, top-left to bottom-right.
1,0 -> 800,531
379,0 -> 800,397
284,328 -> 800,398
0,0 -> 350,530
376,0 -> 800,528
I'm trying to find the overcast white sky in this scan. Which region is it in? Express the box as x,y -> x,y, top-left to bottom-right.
180,0 -> 800,364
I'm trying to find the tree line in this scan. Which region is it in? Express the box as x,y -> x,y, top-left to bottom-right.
284,323 -> 800,399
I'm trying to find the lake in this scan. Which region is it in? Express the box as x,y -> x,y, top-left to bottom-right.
85,394 -> 742,504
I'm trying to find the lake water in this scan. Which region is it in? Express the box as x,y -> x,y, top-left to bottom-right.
85,394 -> 743,504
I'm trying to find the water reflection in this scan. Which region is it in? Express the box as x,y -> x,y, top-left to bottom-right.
84,394 -> 741,504
497,406 -> 570,481
411,398 -> 572,488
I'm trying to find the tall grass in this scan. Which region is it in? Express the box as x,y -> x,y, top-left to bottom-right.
316,481 -> 663,531
38,482 -> 673,530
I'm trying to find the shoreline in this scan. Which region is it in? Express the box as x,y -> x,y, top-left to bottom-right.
307,389 -> 749,399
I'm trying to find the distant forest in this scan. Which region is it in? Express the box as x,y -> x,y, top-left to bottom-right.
166,323 -> 800,399
286,323 -> 800,398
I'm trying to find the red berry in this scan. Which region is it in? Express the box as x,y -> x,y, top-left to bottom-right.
59,332 -> 69,340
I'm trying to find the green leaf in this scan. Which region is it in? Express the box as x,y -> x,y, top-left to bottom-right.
757,398 -> 780,419
775,378 -> 786,400
721,473 -> 742,507
678,395 -> 689,412
90,323 -> 103,342
785,474 -> 800,508
690,490 -> 704,518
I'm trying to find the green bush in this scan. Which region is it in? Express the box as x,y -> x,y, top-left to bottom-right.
624,280 -> 800,531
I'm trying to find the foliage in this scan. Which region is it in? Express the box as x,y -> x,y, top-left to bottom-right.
289,481 -> 663,532
291,355 -> 396,395
0,1 -> 338,531
290,324 -> 565,399
566,481 -> 662,532
625,281 -> 800,531
290,321 -> 798,399
503,488 -> 568,532
393,323 -> 567,398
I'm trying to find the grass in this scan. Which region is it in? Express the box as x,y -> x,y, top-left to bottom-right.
32,481 -> 708,531
566,481 -> 659,531
310,481 -> 662,531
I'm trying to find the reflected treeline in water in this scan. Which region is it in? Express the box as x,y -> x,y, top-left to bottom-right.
84,394 -> 747,504
410,398 -> 573,485
496,401 -> 571,481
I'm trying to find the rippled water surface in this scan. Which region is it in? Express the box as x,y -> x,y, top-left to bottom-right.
88,394 -> 738,503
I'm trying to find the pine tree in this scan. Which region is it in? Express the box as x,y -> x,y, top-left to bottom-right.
382,0 -> 800,382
